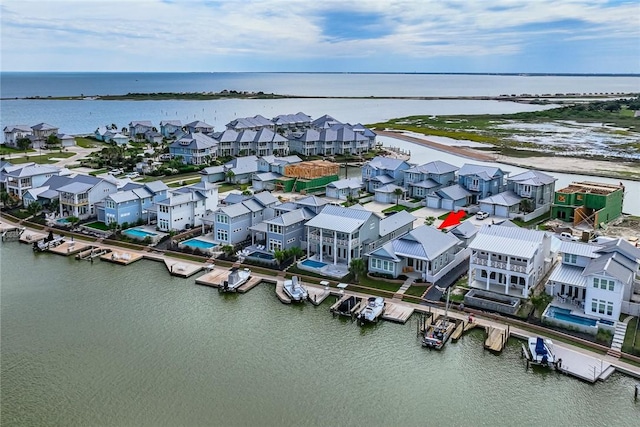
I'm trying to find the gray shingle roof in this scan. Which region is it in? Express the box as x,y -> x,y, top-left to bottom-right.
582,253 -> 633,284
366,156 -> 409,171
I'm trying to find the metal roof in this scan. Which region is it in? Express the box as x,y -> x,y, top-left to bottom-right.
57,182 -> 94,194
437,184 -> 471,201
410,179 -> 439,189
379,210 -> 415,236
548,264 -> 588,288
457,163 -> 506,180
405,160 -> 458,175
218,202 -> 251,217
254,172 -> 282,181
596,238 -> 640,263
252,191 -> 279,207
508,170 -> 556,186
582,253 -> 634,284
391,225 -> 460,261
327,178 -> 362,190
304,204 -> 373,233
479,191 -> 522,206
450,220 -> 478,239
375,183 -> 406,194
559,241 -> 603,258
265,208 -> 313,226
469,224 -> 548,258
224,156 -> 258,175
371,174 -> 395,184
367,241 -> 401,261
365,156 -> 409,171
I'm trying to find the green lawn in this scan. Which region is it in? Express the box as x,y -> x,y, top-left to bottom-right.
356,275 -> 403,293
84,221 -> 110,231
8,152 -> 75,164
622,316 -> 640,356
168,178 -> 202,187
382,205 -> 407,213
75,137 -> 105,148
404,285 -> 428,297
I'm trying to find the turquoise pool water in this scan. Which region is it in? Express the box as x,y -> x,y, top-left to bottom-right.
546,306 -> 597,327
247,251 -> 274,260
123,228 -> 157,239
182,238 -> 216,249
56,218 -> 69,224
301,259 -> 327,269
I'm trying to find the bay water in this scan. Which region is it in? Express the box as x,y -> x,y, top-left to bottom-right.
1,241 -> 638,426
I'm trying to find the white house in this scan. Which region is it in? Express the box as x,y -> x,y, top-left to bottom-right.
3,163 -> 62,198
468,224 -> 554,298
3,125 -> 33,146
155,181 -> 218,232
58,175 -> 118,220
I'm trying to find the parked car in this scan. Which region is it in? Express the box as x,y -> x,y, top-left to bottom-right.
109,168 -> 124,175
476,211 -> 489,220
560,232 -> 579,241
125,172 -> 140,179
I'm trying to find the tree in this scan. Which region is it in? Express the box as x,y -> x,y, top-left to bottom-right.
225,169 -> 235,183
273,249 -> 287,267
520,198 -> 534,214
393,188 -> 404,206
349,258 -> 367,283
48,198 -> 60,214
47,134 -> 61,148
288,246 -> 304,263
67,216 -> 80,228
0,191 -> 11,209
16,137 -> 31,154
26,201 -> 41,217
221,244 -> 235,259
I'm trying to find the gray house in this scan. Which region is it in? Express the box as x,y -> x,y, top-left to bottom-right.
367,225 -> 467,283
403,161 -> 459,199
263,208 -> 315,251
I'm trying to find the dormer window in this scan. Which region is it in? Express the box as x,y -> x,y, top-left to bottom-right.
563,253 -> 577,264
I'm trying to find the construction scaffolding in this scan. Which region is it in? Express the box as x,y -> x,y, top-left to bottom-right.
273,160 -> 341,194
283,160 -> 339,179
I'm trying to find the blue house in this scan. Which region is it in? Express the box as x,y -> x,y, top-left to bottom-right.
457,164 -> 508,204
169,133 -> 218,165
361,156 -> 411,193
403,161 -> 459,199
262,208 -> 315,251
425,184 -> 471,210
160,120 -> 182,138
97,180 -> 169,225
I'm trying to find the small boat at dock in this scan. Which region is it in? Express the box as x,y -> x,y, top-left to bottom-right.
526,337 -> 556,367
219,268 -> 251,293
422,316 -> 456,350
282,276 -> 308,302
357,297 -> 385,325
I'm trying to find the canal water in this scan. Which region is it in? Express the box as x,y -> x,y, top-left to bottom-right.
1,242 -> 638,426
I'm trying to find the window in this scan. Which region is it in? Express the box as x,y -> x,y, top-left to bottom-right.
593,278 -> 599,288
591,299 -> 597,313
216,229 -> 228,242
564,253 -> 577,264
598,300 -> 606,314
608,280 -> 615,291
216,214 -> 228,224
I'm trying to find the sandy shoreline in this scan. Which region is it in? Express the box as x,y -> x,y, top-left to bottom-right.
376,129 -> 640,182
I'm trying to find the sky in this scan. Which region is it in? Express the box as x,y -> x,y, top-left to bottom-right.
1,0 -> 639,74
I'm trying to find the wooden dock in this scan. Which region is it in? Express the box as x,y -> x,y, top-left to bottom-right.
49,240 -> 90,256
275,280 -> 291,304
19,230 -> 48,244
381,301 -> 414,324
76,246 -> 111,261
101,250 -> 144,266
306,285 -> 331,306
164,259 -> 203,277
195,268 -> 228,288
484,325 -> 509,352
237,276 -> 261,293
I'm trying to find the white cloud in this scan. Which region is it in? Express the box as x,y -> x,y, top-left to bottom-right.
1,0 -> 638,71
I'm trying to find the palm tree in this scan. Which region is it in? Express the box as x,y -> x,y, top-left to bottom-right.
288,246 -> 304,262
0,191 -> 11,209
221,244 -> 235,259
26,201 -> 41,217
225,169 -> 235,183
393,188 -> 404,206
67,216 -> 80,229
349,258 -> 367,283
273,249 -> 287,268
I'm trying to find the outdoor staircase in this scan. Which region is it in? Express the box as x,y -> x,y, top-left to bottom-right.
393,276 -> 415,299
607,321 -> 628,358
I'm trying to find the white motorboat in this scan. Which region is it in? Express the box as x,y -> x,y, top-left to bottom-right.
283,276 -> 308,302
527,337 -> 556,366
219,268 -> 251,292
358,297 -> 384,324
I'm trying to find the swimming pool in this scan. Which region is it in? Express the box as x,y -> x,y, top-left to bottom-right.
247,251 -> 274,260
301,259 -> 327,269
56,218 -> 70,224
181,238 -> 216,249
545,306 -> 597,327
123,228 -> 158,239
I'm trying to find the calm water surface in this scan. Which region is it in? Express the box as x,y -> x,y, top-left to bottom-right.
1,242 -> 638,426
